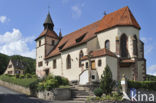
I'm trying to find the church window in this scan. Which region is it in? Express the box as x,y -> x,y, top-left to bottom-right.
120,34 -> 128,58
133,35 -> 138,56
86,62 -> 88,68
105,40 -> 110,50
53,59 -> 56,69
66,55 -> 71,69
39,40 -> 41,47
98,59 -> 102,67
79,50 -> 84,67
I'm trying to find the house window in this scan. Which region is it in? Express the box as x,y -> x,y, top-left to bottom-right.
79,50 -> 84,67
86,62 -> 88,68
38,61 -> 43,67
53,59 -> 56,69
120,34 -> 128,58
8,65 -> 12,68
105,40 -> 110,50
66,54 -> 71,69
52,40 -> 55,46
39,40 -> 41,47
98,59 -> 102,67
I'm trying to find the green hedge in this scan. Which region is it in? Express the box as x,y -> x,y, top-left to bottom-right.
0,75 -> 37,88
127,81 -> 156,91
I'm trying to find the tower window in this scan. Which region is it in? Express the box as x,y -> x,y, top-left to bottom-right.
39,40 -> 41,47
105,40 -> 110,50
53,59 -> 56,69
52,40 -> 55,46
38,61 -> 43,67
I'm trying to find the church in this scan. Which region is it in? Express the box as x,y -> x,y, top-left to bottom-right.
35,6 -> 146,85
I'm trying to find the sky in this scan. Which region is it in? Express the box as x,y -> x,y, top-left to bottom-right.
0,0 -> 156,75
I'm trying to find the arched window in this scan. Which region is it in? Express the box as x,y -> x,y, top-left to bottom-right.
133,35 -> 138,56
66,54 -> 71,69
79,50 -> 84,67
120,34 -> 128,58
105,40 -> 110,50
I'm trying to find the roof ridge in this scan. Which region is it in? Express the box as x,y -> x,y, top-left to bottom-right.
118,6 -> 129,25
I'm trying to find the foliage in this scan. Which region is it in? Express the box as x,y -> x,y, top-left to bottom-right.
100,65 -> 115,95
25,73 -> 32,78
54,76 -> 69,86
59,85 -> 70,88
0,53 -> 10,74
36,75 -> 69,91
146,74 -> 156,81
87,92 -> 122,101
0,53 -> 36,75
0,75 -> 37,87
94,88 -> 103,97
128,80 -> 156,91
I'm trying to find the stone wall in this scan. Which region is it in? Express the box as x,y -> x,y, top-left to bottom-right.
0,80 -> 31,95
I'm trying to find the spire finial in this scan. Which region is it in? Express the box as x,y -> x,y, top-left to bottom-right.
59,28 -> 62,40
48,5 -> 50,13
104,11 -> 107,16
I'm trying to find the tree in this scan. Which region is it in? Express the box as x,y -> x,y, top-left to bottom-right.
100,65 -> 115,95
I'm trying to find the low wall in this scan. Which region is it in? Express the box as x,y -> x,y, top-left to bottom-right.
0,80 -> 31,95
37,88 -> 71,101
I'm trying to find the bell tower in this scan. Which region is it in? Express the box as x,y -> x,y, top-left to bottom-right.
35,12 -> 59,78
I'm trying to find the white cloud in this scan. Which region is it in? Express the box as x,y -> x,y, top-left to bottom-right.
0,16 -> 8,23
147,64 -> 156,76
0,28 -> 36,58
71,5 -> 82,18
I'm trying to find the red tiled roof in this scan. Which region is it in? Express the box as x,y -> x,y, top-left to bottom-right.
45,6 -> 140,59
96,6 -> 140,33
35,29 -> 59,41
81,48 -> 117,60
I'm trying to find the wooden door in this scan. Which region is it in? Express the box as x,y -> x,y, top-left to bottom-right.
91,61 -> 95,70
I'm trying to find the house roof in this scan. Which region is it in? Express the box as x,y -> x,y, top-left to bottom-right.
81,48 -> 117,61
11,59 -> 24,70
45,6 -> 140,59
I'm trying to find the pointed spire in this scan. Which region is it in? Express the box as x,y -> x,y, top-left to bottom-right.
43,12 -> 54,30
59,29 -> 62,40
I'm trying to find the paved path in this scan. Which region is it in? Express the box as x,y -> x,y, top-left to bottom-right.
0,86 -> 84,103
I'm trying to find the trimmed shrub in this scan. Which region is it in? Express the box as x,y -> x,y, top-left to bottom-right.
128,81 -> 156,91
100,65 -> 115,95
94,88 -> 103,97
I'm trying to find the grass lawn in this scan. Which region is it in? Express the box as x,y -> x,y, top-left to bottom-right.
0,75 -> 37,88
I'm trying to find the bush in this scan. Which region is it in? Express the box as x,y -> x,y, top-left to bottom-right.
25,73 -> 32,78
100,65 -> 115,95
55,76 -> 69,86
19,75 -> 24,79
128,81 -> 156,91
94,88 -> 103,97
